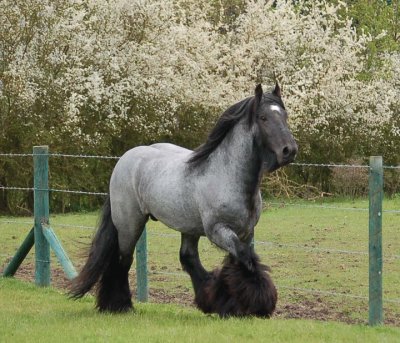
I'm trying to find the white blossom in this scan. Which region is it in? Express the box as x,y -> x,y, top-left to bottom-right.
0,0 -> 398,154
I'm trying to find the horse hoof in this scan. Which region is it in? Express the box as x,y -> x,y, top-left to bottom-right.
195,253 -> 277,318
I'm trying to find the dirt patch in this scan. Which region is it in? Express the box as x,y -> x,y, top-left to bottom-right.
149,288 -> 194,307
5,262 -> 399,327
275,299 -> 358,324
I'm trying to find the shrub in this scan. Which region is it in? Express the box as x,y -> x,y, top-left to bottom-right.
0,0 -> 399,212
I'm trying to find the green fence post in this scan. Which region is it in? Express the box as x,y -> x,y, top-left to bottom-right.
42,224 -> 77,280
2,227 -> 35,277
33,146 -> 51,286
368,156 -> 383,326
136,227 -> 148,302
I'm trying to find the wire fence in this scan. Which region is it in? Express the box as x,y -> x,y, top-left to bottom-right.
1,151 -> 399,322
2,218 -> 399,260
2,152 -> 400,166
292,162 -> 400,170
1,152 -> 399,195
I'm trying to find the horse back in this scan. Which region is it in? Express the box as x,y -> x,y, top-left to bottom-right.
111,145 -> 203,233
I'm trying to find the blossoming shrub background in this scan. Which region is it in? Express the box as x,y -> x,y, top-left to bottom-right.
0,0 -> 399,212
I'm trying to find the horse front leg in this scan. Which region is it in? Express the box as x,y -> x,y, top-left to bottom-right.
179,233 -> 210,294
205,223 -> 255,271
198,223 -> 277,318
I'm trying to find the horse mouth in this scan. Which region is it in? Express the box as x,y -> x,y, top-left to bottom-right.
280,155 -> 296,167
263,150 -> 296,173
267,164 -> 282,173
263,151 -> 279,173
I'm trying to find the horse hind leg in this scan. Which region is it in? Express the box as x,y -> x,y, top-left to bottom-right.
97,200 -> 148,313
96,240 -> 133,312
69,196 -> 137,312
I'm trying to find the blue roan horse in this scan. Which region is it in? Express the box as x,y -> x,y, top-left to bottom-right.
70,84 -> 298,317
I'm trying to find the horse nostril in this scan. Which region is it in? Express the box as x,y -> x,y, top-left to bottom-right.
282,146 -> 290,157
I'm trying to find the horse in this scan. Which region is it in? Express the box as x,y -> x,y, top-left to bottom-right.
70,83 -> 298,317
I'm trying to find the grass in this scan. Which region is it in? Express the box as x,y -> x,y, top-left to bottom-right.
0,197 -> 399,327
0,278 -> 399,343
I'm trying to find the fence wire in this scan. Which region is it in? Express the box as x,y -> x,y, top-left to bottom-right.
292,162 -> 368,169
292,162 -> 400,170
266,202 -> 368,212
0,186 -> 107,196
1,152 -> 400,169
266,202 -> 400,214
2,219 -> 399,260
1,152 -> 399,317
149,271 -> 400,304
0,152 -> 119,159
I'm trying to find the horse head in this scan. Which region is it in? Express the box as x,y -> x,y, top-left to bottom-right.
252,83 -> 298,172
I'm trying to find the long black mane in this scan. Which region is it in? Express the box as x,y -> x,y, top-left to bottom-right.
187,97 -> 253,166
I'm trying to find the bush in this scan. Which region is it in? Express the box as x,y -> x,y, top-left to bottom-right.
330,160 -> 369,198
0,0 -> 399,212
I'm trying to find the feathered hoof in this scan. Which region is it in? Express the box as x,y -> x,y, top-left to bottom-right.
195,253 -> 277,318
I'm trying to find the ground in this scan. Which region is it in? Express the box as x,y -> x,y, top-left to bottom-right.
2,200 -> 399,327
8,261 -> 399,327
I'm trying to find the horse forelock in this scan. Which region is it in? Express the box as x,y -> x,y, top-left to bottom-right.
262,93 -> 285,110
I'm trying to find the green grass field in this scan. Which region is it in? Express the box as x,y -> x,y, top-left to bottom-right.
1,198 -> 399,336
0,278 -> 399,343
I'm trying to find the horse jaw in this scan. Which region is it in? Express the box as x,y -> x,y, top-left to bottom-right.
262,150 -> 280,173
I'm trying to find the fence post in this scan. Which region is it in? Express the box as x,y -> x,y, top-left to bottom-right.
136,227 -> 148,302
2,227 -> 35,277
41,223 -> 77,280
33,146 -> 51,286
368,156 -> 383,326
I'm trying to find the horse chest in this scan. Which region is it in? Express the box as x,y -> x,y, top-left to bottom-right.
200,188 -> 261,233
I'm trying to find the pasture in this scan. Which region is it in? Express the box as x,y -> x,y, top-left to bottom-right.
1,279 -> 400,343
1,198 -> 399,329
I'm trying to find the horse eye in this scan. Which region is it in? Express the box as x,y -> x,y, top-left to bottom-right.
259,115 -> 267,121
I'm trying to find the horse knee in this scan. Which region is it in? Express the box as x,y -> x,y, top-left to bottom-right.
179,247 -> 197,271
120,253 -> 133,271
206,223 -> 257,272
179,235 -> 199,267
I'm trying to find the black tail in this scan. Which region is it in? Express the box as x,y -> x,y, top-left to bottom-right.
69,196 -> 133,312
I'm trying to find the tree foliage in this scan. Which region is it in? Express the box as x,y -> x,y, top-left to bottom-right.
0,0 -> 399,212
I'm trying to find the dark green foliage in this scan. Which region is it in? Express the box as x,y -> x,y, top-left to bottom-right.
1,1 -> 399,214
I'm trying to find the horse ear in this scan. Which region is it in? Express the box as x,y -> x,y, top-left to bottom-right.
253,84 -> 263,112
255,84 -> 263,101
273,82 -> 281,98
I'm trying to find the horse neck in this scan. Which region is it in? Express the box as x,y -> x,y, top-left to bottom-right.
211,120 -> 263,195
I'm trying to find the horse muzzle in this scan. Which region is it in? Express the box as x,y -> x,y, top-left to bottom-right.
262,140 -> 298,172
277,141 -> 298,167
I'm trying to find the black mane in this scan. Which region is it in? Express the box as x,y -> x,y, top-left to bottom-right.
187,97 -> 253,166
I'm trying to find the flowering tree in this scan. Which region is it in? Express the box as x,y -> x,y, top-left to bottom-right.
0,0 -> 399,210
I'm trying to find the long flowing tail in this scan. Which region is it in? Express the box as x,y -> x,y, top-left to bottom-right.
69,196 -> 133,312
